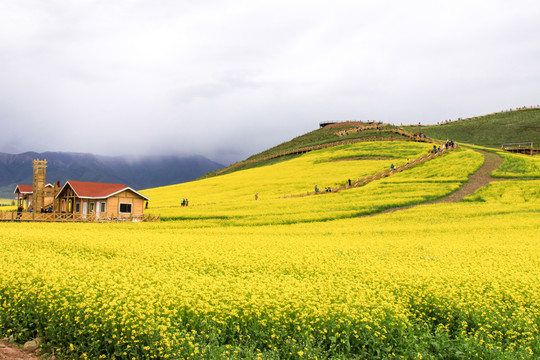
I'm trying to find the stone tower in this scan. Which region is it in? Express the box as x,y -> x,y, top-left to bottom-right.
32,159 -> 47,211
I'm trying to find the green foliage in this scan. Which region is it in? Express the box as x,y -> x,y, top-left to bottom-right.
406,109 -> 540,148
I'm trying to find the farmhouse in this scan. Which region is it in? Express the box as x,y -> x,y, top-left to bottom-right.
55,180 -> 150,219
1,158 -> 157,222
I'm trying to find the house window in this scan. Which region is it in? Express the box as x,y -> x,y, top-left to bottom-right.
119,203 -> 132,214
100,202 -> 106,213
90,202 -> 95,213
75,203 -> 80,213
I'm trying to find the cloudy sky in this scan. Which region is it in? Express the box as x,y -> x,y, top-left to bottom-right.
1,0 -> 539,164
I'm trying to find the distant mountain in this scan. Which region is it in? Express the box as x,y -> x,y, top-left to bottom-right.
0,151 -> 224,198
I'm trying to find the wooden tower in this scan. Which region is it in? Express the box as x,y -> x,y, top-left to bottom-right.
32,159 -> 47,211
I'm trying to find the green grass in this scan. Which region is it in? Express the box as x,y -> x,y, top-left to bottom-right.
405,109 -> 540,148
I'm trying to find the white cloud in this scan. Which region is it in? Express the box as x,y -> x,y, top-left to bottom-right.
1,0 -> 539,164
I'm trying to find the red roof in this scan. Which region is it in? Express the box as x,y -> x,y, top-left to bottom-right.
14,185 -> 33,194
57,180 -> 149,200
14,184 -> 53,194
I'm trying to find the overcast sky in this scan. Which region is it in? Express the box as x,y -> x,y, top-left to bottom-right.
1,0 -> 539,164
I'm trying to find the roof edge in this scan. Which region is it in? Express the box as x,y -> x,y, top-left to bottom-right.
55,181 -> 150,201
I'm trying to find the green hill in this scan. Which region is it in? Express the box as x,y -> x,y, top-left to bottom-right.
3,120 -> 540,359
203,109 -> 539,180
201,122 -> 405,178
406,108 -> 540,148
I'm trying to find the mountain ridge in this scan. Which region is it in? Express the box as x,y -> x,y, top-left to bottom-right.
0,151 -> 224,198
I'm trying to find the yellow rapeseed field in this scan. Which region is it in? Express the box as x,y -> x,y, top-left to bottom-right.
492,151 -> 540,178
1,142 -> 539,359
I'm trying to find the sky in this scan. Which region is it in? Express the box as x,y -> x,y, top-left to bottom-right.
1,0 -> 539,165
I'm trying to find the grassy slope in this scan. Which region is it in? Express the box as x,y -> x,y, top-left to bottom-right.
406,109 -> 540,147
143,143 -> 484,225
205,109 -> 539,180
245,124 -> 394,161
201,124 -> 400,178
3,112 -> 540,359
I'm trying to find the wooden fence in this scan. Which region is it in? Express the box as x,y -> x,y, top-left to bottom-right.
0,211 -> 160,223
335,127 -> 432,142
501,142 -> 537,155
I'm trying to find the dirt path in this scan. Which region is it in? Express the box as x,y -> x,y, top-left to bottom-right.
363,150 -> 505,217
0,340 -> 41,360
435,150 -> 504,203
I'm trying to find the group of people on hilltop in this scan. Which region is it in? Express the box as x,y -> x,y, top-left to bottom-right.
181,198 -> 189,207
431,140 -> 456,154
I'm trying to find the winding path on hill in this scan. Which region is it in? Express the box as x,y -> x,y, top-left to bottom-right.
432,150 -> 504,203
363,150 -> 505,217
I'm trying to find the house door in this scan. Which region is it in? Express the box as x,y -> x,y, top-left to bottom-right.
82,201 -> 88,218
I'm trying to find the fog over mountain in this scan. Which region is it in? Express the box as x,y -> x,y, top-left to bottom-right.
0,151 -> 223,198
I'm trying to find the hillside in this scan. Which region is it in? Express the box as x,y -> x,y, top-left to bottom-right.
143,141 -> 484,223
0,151 -> 223,198
200,110 -> 539,181
406,108 -> 540,147
201,122 -> 405,178
2,127 -> 540,358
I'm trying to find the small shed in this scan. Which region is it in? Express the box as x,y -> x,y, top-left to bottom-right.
14,183 -> 55,210
55,181 -> 150,219
14,184 -> 33,209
